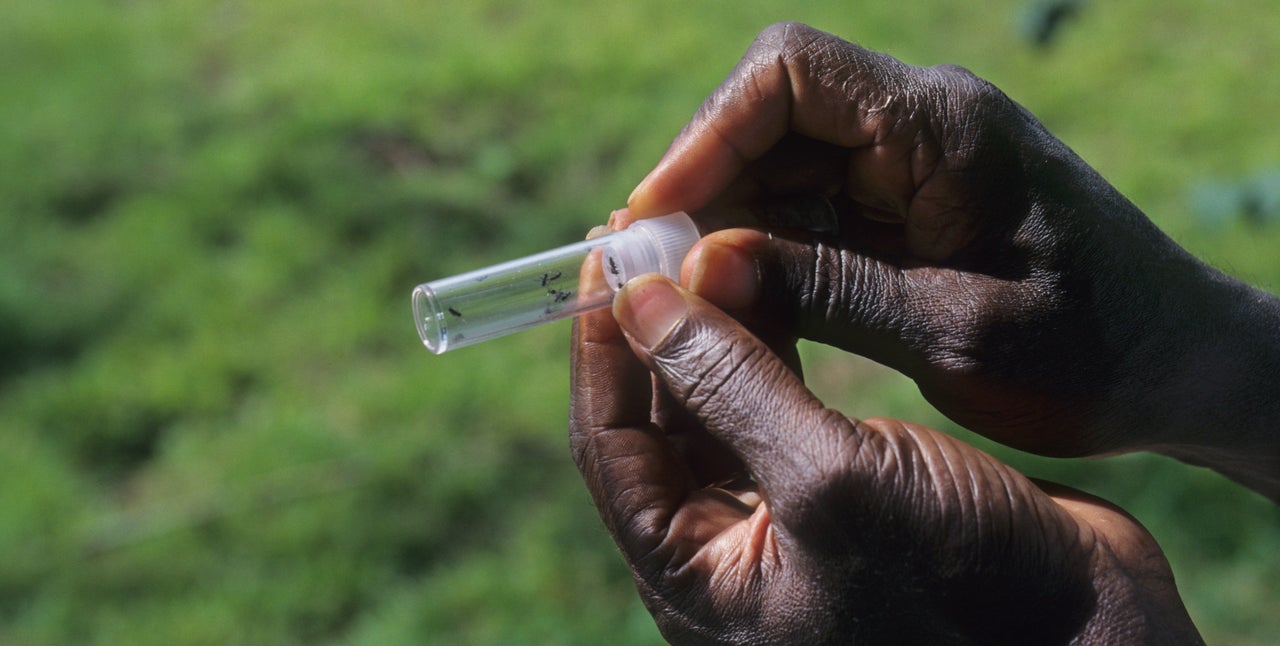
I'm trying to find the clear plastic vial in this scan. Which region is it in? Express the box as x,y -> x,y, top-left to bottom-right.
412,212 -> 700,354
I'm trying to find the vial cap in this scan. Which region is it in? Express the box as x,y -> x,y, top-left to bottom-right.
602,212 -> 700,292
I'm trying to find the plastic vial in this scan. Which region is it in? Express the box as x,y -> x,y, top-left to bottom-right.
412,212 -> 700,354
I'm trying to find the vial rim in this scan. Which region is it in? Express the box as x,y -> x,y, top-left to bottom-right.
412,285 -> 448,354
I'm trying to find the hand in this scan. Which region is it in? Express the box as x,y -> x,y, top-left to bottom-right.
570,270 -> 1203,644
623,23 -> 1280,497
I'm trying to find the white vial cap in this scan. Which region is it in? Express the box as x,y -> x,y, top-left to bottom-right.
602,212 -> 701,292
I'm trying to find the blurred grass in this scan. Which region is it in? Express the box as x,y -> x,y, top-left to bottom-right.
0,0 -> 1277,643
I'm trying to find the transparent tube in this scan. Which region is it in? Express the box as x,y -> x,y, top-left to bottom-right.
413,212 -> 699,354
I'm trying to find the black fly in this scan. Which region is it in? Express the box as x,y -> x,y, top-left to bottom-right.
607,256 -> 620,276
540,271 -> 563,286
447,307 -> 462,317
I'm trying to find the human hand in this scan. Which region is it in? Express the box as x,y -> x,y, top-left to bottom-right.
570,269 -> 1202,644
623,22 -> 1280,475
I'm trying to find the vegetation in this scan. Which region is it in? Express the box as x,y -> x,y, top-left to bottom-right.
1,0 -> 1276,643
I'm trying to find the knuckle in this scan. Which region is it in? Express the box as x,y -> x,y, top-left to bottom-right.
764,237 -> 834,330
657,328 -> 772,421
750,22 -> 844,74
793,242 -> 907,341
920,63 -> 1023,147
755,21 -> 819,54
926,63 -> 1000,110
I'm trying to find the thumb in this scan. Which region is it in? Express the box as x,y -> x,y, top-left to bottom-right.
612,274 -> 858,526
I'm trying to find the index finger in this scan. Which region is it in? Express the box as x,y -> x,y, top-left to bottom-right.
627,22 -> 910,217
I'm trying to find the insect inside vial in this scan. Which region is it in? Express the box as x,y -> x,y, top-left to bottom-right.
447,307 -> 463,317
607,256 -> 620,276
542,289 -> 572,314
540,271 -> 563,287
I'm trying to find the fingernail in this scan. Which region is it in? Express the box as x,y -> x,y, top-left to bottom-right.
609,208 -> 636,231
627,171 -> 660,215
614,275 -> 688,350
586,224 -> 613,240
687,242 -> 759,310
626,176 -> 650,208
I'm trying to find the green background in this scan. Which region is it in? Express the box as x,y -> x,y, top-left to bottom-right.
2,0 -> 1277,643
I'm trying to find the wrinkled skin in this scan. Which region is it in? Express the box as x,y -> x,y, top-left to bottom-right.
567,21 -> 1280,644
623,23 -> 1280,495
570,270 -> 1202,644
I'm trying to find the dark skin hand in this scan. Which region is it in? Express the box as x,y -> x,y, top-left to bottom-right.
622,23 -> 1280,498
570,265 -> 1203,644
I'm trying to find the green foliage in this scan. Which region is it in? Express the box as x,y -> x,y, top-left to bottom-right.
1,0 -> 1277,644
